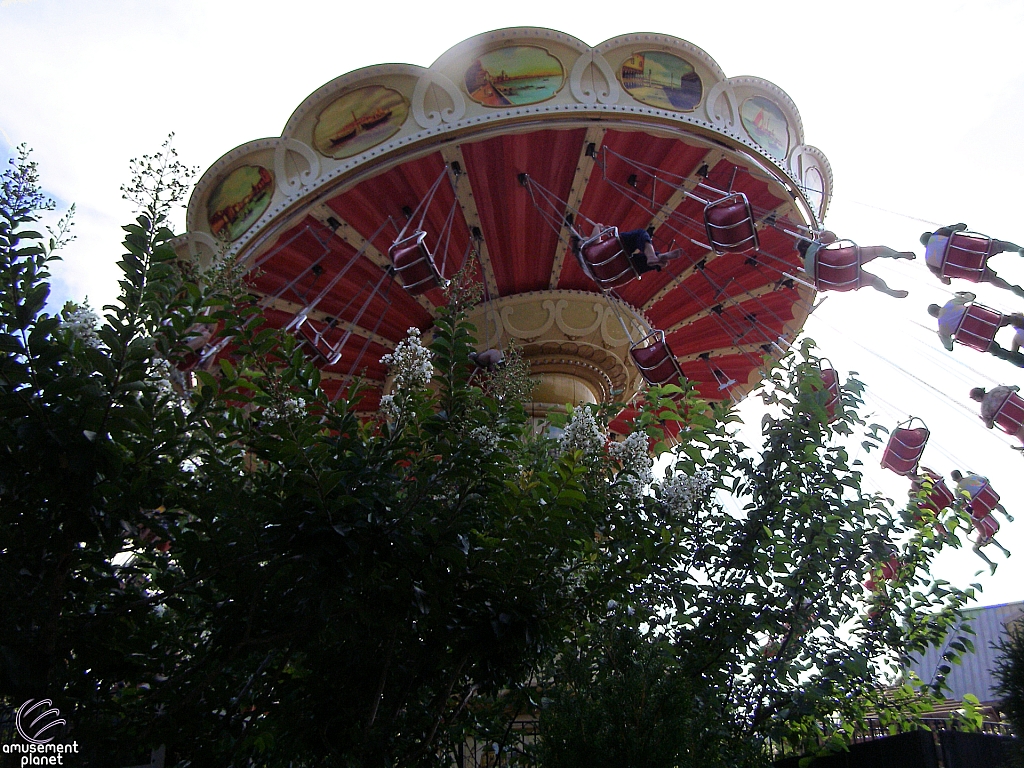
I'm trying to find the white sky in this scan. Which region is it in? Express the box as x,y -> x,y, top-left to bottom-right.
2,0 -> 1022,606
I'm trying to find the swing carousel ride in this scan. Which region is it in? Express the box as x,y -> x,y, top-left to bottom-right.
177,27 -> 1024,574
176,29 -> 834,432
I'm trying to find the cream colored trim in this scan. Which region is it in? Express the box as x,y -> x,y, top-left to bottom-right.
547,125 -> 606,288
438,144 -> 498,296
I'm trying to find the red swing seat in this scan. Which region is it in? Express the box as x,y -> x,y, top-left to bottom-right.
972,512 -> 999,541
992,390 -> 1024,438
389,230 -> 445,295
813,241 -> 861,292
817,361 -> 841,420
879,556 -> 899,581
704,194 -> 759,254
577,226 -> 639,290
295,317 -> 343,366
915,469 -> 955,516
630,330 -> 684,387
967,481 -> 1000,518
954,303 -> 1002,352
940,232 -> 992,282
880,419 -> 929,476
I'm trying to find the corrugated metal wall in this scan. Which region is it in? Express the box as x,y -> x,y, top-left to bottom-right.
908,601 -> 1024,703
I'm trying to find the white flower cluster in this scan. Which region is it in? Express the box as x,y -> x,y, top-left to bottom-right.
148,356 -> 176,399
608,431 -> 654,498
379,393 -> 401,422
62,304 -> 102,350
262,396 -> 306,423
469,425 -> 500,453
658,468 -> 714,513
380,327 -> 433,390
559,407 -> 605,456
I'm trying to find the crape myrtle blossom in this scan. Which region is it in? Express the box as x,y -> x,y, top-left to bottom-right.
559,406 -> 605,456
379,327 -> 434,422
657,467 -> 715,514
469,425 -> 500,453
261,397 -> 307,423
61,302 -> 102,349
380,327 -> 434,390
608,430 -> 654,497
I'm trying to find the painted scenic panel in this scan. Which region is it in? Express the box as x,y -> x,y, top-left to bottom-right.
313,85 -> 409,160
619,51 -> 702,112
207,165 -> 274,242
741,96 -> 790,159
464,46 -> 564,107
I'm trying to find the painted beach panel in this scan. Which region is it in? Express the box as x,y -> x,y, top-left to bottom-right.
207,165 -> 274,242
619,51 -> 702,112
464,46 -> 564,108
313,85 -> 409,160
741,96 -> 790,160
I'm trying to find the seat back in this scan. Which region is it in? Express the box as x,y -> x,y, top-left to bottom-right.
814,243 -> 860,292
917,470 -> 954,515
968,483 -> 1000,517
994,392 -> 1024,437
579,228 -> 638,289
295,318 -> 343,366
954,304 -> 1002,351
880,426 -> 929,476
630,332 -> 683,387
704,194 -> 759,254
973,513 -> 999,540
389,230 -> 444,295
941,232 -> 991,281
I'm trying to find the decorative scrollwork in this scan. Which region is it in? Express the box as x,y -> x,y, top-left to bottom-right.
569,51 -> 620,105
273,138 -> 321,196
411,71 -> 466,129
704,81 -> 739,130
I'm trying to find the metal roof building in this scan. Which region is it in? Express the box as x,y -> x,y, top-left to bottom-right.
908,600 -> 1024,704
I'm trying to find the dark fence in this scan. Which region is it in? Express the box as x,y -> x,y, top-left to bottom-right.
775,728 -> 1019,768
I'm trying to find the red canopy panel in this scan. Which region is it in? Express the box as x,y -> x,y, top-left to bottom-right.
460,128 -> 587,295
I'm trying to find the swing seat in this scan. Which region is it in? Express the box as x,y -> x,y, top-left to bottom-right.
972,512 -> 999,541
814,241 -> 861,292
389,230 -> 445,295
954,303 -> 1002,352
993,391 -> 1024,438
879,556 -> 899,581
967,482 -> 1000,518
704,194 -> 759,254
630,330 -> 684,387
295,317 -> 343,366
817,361 -> 841,420
940,232 -> 992,282
915,469 -> 955,516
880,421 -> 929,476
578,226 -> 639,289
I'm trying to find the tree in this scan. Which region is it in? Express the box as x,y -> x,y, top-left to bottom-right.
1,146 -> 980,767
995,622 -> 1024,761
532,349 -> 980,767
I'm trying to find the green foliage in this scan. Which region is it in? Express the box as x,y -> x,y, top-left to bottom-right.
995,625 -> 1024,751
